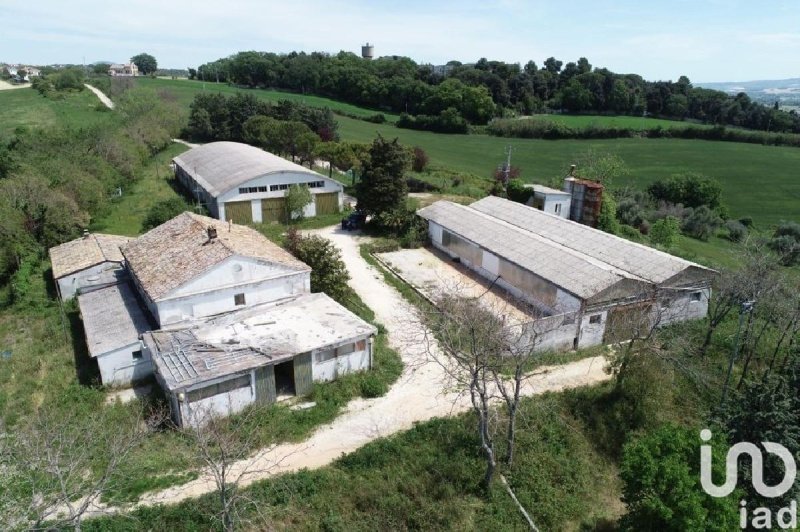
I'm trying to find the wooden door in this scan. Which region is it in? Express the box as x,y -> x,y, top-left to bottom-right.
261,197 -> 287,223
224,200 -> 252,224
293,352 -> 313,396
254,365 -> 276,405
314,192 -> 339,216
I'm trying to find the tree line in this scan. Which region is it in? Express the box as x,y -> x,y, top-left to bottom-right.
192,51 -> 800,133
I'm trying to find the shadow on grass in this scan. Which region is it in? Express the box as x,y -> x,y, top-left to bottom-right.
66,307 -> 101,386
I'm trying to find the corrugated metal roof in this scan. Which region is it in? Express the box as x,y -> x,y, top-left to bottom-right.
470,196 -> 712,284
417,201 -> 647,300
78,283 -> 151,357
148,293 -> 377,390
122,212 -> 310,301
173,141 -> 330,197
49,233 -> 131,279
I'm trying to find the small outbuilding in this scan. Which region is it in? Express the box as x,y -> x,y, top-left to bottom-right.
524,184 -> 572,218
77,283 -> 153,386
144,292 -> 377,427
49,232 -> 131,300
172,142 -> 343,224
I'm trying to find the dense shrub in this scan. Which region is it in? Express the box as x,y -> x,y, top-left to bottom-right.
647,173 -> 723,210
617,224 -> 644,242
597,194 -> 620,234
650,216 -> 680,247
768,221 -> 800,265
506,178 -> 532,204
142,198 -> 189,231
681,205 -> 722,241
397,108 -> 469,134
411,146 -> 429,172
724,219 -> 747,242
285,230 -> 350,302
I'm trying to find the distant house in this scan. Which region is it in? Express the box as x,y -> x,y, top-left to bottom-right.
77,283 -> 153,386
524,184 -> 572,218
108,63 -> 138,76
418,196 -> 715,351
48,232 -> 132,300
172,142 -> 343,224
144,292 -> 376,427
6,65 -> 40,82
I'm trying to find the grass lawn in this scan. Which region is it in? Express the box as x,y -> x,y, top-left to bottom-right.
0,87 -> 116,138
522,113 -> 709,130
135,77 -> 400,122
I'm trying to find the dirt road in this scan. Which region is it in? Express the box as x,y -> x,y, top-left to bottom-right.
84,84 -> 114,109
80,226 -> 610,516
0,79 -> 30,90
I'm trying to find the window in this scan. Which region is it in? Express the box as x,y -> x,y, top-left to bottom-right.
257,186 -> 268,192
315,349 -> 335,363
269,184 -> 279,192
234,293 -> 246,306
132,350 -> 143,361
187,374 -> 251,402
308,181 -> 325,188
355,339 -> 367,351
691,292 -> 702,302
247,187 -> 259,193
589,314 -> 602,324
335,343 -> 355,357
554,203 -> 562,215
238,187 -> 248,194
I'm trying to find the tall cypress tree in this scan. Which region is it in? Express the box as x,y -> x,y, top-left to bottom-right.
355,135 -> 409,216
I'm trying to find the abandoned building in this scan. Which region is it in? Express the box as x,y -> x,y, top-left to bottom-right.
417,196 -> 714,351
143,292 -> 376,427
48,232 -> 131,300
524,184 -> 572,218
171,141 -> 343,224
121,212 -> 311,327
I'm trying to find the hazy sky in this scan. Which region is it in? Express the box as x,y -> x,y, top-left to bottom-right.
2,0 -> 798,82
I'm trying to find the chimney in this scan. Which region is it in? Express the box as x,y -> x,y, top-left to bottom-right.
83,229 -> 90,238
569,164 -> 577,176
207,226 -> 218,242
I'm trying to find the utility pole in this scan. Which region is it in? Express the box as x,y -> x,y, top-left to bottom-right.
502,145 -> 513,185
721,299 -> 756,406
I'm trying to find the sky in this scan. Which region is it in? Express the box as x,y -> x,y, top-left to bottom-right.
1,0 -> 798,82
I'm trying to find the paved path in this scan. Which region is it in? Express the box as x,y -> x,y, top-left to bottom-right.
84,84 -> 114,109
80,226 -> 610,517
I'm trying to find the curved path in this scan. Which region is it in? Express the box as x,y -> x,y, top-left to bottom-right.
84,84 -> 114,109
84,226 -> 610,516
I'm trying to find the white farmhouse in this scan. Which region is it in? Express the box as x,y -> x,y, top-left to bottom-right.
524,184 -> 572,218
122,212 -> 311,327
418,196 -> 715,351
77,283 -> 152,386
48,232 -> 131,300
144,293 -> 376,427
172,142 -> 343,224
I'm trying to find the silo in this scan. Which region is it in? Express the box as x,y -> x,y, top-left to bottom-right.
361,43 -> 374,60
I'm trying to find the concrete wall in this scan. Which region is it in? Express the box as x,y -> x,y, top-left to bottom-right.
577,310 -> 609,348
540,193 -> 571,218
657,288 -> 711,327
96,341 -> 152,386
180,381 -> 254,428
57,262 -> 125,300
312,337 -> 372,382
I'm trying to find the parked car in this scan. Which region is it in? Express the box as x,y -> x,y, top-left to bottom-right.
341,211 -> 367,231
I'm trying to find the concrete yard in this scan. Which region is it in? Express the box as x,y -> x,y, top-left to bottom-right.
375,246 -> 540,324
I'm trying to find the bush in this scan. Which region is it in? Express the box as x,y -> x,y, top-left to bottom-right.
617,224 -> 644,242
768,221 -> 800,265
285,230 -> 350,302
397,108 -> 469,134
738,216 -> 754,228
411,146 -> 429,172
597,195 -> 620,234
647,173 -> 723,210
359,374 -> 388,398
650,216 -> 680,247
141,197 -> 188,231
505,178 -> 531,204
724,220 -> 747,242
681,206 -> 722,241
285,183 -> 312,221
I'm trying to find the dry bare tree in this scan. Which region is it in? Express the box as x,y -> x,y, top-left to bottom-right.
0,403 -> 164,532
183,404 -> 295,532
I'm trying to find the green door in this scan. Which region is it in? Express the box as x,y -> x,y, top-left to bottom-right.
254,365 -> 276,405
314,192 -> 339,216
225,201 -> 253,224
293,352 -> 313,397
261,197 -> 287,223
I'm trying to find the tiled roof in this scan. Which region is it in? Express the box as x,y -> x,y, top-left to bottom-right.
49,233 -> 131,279
122,212 -> 309,301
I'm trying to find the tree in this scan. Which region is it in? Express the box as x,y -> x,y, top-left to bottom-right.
619,425 -> 739,531
355,135 -> 410,216
130,53 -> 157,75
769,221 -> 800,266
142,197 -> 189,231
285,231 -> 350,303
411,146 -> 429,172
650,216 -> 680,247
505,178 -> 531,204
681,205 -> 721,241
92,62 -> 111,75
285,184 -> 312,221
597,194 -> 620,234
17,68 -> 27,80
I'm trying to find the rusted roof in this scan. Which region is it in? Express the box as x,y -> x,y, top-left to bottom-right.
122,212 -> 310,301
49,233 -> 131,279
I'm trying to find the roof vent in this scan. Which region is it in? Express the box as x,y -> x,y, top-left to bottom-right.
207,226 -> 218,242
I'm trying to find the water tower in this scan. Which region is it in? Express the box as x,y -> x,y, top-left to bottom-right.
361,43 -> 374,60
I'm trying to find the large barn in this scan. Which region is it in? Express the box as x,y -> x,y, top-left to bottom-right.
417,196 -> 715,350
172,142 -> 343,224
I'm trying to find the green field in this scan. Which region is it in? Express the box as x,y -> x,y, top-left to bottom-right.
523,113 -> 709,130
135,78 -> 400,122
0,87 -> 115,138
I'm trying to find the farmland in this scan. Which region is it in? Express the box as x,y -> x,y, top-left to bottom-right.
131,78 -> 800,228
519,113 -> 709,130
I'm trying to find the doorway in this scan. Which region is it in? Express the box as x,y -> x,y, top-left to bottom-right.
274,360 -> 295,397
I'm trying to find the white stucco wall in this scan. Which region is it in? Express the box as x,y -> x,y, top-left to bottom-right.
180,383 -> 254,428
577,310 -> 609,348
312,338 -> 372,382
96,341 -> 152,386
57,262 -> 124,300
657,288 -> 710,326
541,194 -> 571,218
155,269 -> 310,326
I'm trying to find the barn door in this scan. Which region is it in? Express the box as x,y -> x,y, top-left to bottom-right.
254,365 -> 276,405
293,352 -> 313,397
314,192 -> 339,216
225,201 -> 253,224
261,198 -> 287,223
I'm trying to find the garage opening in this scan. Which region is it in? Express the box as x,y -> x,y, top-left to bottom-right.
225,201 -> 253,224
274,360 -> 295,397
314,192 -> 339,216
261,197 -> 287,223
